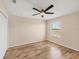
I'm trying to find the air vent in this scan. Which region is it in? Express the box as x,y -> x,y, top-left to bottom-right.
12,0 -> 16,3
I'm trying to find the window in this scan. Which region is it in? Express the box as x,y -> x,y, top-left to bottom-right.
52,21 -> 62,30
51,21 -> 62,38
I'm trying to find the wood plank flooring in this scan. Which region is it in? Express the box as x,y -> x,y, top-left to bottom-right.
4,40 -> 79,59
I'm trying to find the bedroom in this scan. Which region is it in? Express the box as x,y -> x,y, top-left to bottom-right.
0,0 -> 79,59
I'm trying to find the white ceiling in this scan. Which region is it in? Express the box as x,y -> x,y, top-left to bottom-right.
3,0 -> 79,20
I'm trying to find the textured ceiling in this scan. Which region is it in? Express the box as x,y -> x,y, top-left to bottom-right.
3,0 -> 79,20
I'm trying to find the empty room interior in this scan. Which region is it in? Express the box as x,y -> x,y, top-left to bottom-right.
0,0 -> 79,59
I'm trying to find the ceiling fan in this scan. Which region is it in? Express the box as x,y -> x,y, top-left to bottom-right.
33,5 -> 54,18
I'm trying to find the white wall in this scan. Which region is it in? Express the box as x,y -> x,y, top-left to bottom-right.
47,11 -> 79,51
8,16 -> 45,47
0,12 -> 8,59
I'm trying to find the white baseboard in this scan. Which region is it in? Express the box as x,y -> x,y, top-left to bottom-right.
9,40 -> 44,48
48,40 -> 79,52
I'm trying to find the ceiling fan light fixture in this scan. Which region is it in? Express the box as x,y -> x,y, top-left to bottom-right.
41,15 -> 44,18
40,12 -> 45,16
40,12 -> 45,18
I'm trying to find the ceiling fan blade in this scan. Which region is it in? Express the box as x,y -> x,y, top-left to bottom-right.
33,8 -> 41,12
32,13 -> 40,16
45,12 -> 54,14
44,5 -> 54,12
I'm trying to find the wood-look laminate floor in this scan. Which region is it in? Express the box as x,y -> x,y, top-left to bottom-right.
4,40 -> 79,59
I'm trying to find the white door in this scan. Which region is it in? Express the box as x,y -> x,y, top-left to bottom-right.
0,12 -> 8,59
